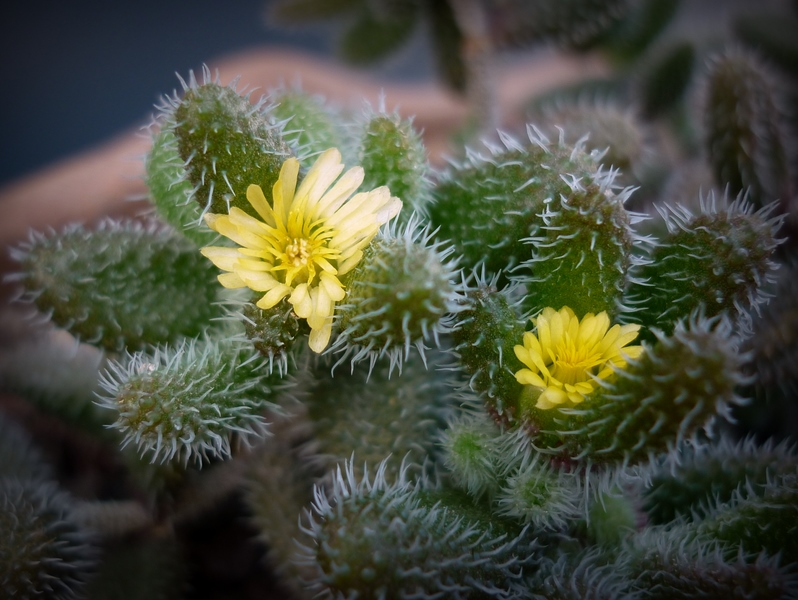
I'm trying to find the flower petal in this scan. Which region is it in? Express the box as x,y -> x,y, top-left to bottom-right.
579,311 -> 609,347
565,308 -> 580,341
309,322 -> 333,353
616,324 -> 642,349
272,158 -> 299,226
513,305 -> 645,411
294,148 -> 344,213
238,270 -> 283,292
598,323 -> 621,352
289,283 -> 312,319
217,272 -> 246,288
319,272 -> 345,302
307,286 -> 333,330
567,391 -> 585,405
522,331 -> 543,360
246,184 -> 276,226
314,166 -> 364,218
211,210 -> 269,250
201,246 -> 242,271
337,249 -> 364,276
256,283 -> 292,309
622,345 -> 644,360
536,309 -> 554,359
514,344 -> 534,370
376,194 -> 403,224
236,257 -> 273,271
536,387 -> 568,409
203,212 -> 225,233
199,149 -> 403,355
515,369 -> 547,388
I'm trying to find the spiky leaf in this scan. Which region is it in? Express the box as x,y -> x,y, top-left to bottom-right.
10,220 -> 223,352
302,350 -> 460,479
244,409 -> 320,591
586,490 -> 638,547
643,437 -> 798,524
629,195 -> 782,338
98,334 -> 281,465
699,473 -> 798,564
513,170 -> 638,319
0,479 -> 95,600
450,277 -> 525,424
333,222 -> 461,371
702,48 -> 793,208
0,329 -> 109,433
532,99 -> 652,185
296,459 -> 538,599
172,74 -> 291,218
619,525 -> 795,599
239,298 -> 305,374
441,412 -> 506,498
271,87 -> 343,159
356,110 -> 432,220
429,128 -> 610,279
496,454 -> 586,531
145,128 -> 217,246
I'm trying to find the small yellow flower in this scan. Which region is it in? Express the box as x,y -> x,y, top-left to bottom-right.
514,306 -> 643,410
200,148 -> 402,353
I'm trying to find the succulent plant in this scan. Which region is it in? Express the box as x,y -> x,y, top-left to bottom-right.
3,2 -> 798,596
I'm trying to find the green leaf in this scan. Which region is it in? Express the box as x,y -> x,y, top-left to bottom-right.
10,219 -> 224,352
172,72 -> 291,218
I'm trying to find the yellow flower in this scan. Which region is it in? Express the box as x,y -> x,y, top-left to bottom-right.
200,148 -> 402,353
513,306 -> 643,410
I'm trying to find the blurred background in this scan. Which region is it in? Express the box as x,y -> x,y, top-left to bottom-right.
0,0 -> 435,186
0,0 -> 791,186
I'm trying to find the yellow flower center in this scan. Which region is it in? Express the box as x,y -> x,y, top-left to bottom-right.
286,237 -> 311,267
551,335 -> 605,385
269,220 -> 339,288
514,306 -> 643,410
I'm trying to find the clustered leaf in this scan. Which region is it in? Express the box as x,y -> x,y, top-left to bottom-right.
296,458 -> 539,599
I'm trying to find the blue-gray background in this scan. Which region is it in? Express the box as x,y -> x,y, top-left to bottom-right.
0,0 -> 430,186
0,0 -> 782,186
